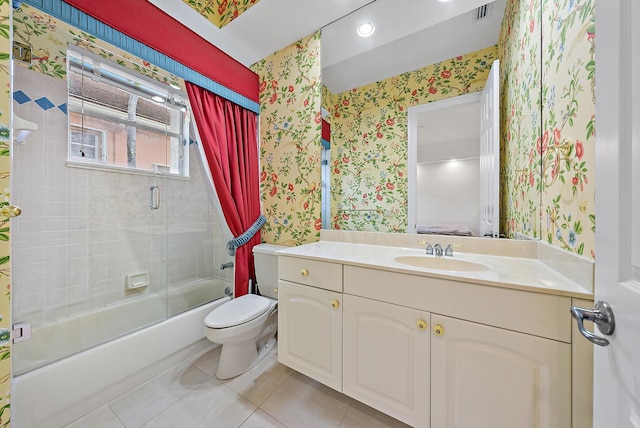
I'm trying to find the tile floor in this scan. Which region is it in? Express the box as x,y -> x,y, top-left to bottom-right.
64,345 -> 411,428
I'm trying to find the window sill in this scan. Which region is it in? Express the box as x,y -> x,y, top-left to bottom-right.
66,160 -> 190,180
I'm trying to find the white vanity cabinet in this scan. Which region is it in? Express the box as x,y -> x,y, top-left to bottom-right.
277,250 -> 587,428
343,294 -> 430,428
343,265 -> 574,428
277,256 -> 343,391
430,314 -> 571,428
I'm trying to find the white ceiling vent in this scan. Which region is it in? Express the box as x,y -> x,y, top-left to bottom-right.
473,3 -> 492,22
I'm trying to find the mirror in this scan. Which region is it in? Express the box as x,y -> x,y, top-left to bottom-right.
320,0 -> 542,240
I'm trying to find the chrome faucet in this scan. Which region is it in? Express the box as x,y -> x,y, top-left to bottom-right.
220,261 -> 234,270
434,243 -> 443,256
428,243 -> 453,257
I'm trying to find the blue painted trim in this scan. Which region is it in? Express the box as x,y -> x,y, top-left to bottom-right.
321,138 -> 330,149
19,0 -> 260,114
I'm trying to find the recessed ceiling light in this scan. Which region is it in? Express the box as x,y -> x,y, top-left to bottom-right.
152,95 -> 165,103
357,22 -> 375,37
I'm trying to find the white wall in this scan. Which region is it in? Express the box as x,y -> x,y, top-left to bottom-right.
416,158 -> 480,236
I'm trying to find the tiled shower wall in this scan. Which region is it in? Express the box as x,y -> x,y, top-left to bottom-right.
12,67 -> 232,325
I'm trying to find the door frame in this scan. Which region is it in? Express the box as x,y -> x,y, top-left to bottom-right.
407,92 -> 481,233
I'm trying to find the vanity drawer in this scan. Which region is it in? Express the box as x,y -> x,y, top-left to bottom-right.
279,256 -> 343,292
344,266 -> 572,342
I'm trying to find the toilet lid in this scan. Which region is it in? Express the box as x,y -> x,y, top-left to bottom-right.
205,294 -> 272,328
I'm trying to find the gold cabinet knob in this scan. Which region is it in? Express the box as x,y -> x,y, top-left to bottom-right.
300,269 -> 309,277
273,288 -> 278,294
331,299 -> 339,309
433,324 -> 444,336
1,205 -> 21,218
417,319 -> 427,330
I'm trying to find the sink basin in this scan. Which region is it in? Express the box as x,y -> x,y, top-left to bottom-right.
393,255 -> 489,272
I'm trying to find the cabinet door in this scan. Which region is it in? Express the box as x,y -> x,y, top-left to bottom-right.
343,294 -> 430,428
430,315 -> 571,428
277,280 -> 342,391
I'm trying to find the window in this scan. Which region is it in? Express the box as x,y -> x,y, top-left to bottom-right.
67,46 -> 190,176
69,125 -> 105,162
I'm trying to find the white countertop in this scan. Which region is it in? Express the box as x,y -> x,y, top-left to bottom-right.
277,241 -> 593,298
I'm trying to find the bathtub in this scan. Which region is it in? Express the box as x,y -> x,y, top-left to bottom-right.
12,279 -> 232,428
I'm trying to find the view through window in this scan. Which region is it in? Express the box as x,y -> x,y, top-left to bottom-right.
67,46 -> 190,176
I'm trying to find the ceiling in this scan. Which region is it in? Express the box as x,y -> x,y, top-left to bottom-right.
151,0 -> 506,93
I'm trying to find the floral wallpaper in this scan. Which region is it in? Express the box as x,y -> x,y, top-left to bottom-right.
251,32 -> 323,245
182,0 -> 260,28
540,0 -> 595,257
327,46 -> 498,232
499,0 -> 595,258
0,0 -> 10,425
13,4 -> 182,88
498,0 -> 542,241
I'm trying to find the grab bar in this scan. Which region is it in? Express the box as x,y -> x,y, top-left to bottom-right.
149,185 -> 160,210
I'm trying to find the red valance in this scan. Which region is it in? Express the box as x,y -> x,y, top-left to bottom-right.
63,0 -> 259,103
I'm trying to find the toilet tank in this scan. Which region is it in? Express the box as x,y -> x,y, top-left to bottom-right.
253,243 -> 288,299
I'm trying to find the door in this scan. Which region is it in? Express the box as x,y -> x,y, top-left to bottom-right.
479,59 -> 499,238
591,0 -> 640,425
343,294 -> 430,428
430,315 -> 571,428
277,280 -> 343,391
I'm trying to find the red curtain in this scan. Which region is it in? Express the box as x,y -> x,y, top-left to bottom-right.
186,83 -> 261,297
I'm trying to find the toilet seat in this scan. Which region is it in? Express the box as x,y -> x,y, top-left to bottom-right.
205,294 -> 272,328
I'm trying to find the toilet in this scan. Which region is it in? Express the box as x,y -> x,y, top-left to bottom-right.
204,243 -> 286,379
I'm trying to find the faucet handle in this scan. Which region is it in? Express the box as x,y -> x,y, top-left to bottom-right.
425,243 -> 434,255
434,243 -> 443,256
444,244 -> 454,257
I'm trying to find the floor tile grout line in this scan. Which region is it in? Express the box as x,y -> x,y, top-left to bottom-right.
236,408 -> 260,428
106,403 -> 128,428
337,400 -> 357,427
254,366 -> 292,409
108,360 -> 218,428
254,368 -> 293,427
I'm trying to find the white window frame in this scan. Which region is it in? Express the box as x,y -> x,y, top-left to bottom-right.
67,45 -> 190,177
69,124 -> 107,163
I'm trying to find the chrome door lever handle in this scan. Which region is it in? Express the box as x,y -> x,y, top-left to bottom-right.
570,301 -> 615,346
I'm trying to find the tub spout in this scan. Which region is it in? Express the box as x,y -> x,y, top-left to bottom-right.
220,261 -> 234,270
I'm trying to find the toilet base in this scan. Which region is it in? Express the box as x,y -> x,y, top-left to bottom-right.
210,304 -> 278,380
215,337 -> 276,380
